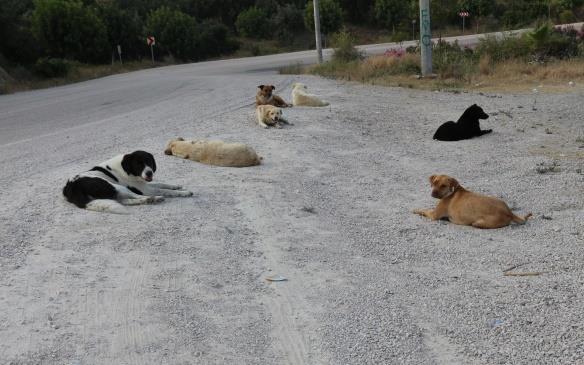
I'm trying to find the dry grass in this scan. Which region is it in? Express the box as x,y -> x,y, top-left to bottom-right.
299,54 -> 584,93
473,59 -> 584,92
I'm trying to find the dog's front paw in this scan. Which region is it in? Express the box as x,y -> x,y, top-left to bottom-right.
413,209 -> 424,216
147,196 -> 165,204
179,190 -> 194,197
169,185 -> 183,190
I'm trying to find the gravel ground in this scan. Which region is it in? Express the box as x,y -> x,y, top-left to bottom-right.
0,67 -> 583,365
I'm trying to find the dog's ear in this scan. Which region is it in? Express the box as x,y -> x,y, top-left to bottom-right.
429,175 -> 438,185
448,177 -> 460,191
258,85 -> 264,90
271,85 -> 275,90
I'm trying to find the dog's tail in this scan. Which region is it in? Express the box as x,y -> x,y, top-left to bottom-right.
85,199 -> 129,214
511,212 -> 532,224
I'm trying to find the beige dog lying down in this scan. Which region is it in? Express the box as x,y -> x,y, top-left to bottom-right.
414,174 -> 532,229
164,138 -> 262,167
291,82 -> 329,107
256,104 -> 290,128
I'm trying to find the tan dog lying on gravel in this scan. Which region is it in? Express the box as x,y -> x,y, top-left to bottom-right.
256,85 -> 292,107
164,138 -> 262,167
256,104 -> 290,128
291,82 -> 329,107
414,174 -> 532,229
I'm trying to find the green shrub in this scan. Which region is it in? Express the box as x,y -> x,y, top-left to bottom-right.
34,57 -> 72,77
373,0 -> 408,30
526,23 -> 581,60
32,0 -> 109,63
198,20 -> 238,57
146,7 -> 199,61
433,40 -> 476,79
331,30 -> 362,62
476,34 -> 531,62
274,4 -> 305,43
236,7 -> 269,39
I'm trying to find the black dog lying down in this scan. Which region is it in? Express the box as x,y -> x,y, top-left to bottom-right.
433,104 -> 491,141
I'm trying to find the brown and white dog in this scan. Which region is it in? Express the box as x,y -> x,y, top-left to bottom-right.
165,138 -> 262,167
256,85 -> 292,107
414,174 -> 532,229
256,105 -> 290,128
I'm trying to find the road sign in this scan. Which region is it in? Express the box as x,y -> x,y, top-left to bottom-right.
458,11 -> 470,33
147,36 -> 156,46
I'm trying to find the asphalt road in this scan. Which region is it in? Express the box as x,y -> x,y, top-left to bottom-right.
0,27 -> 583,365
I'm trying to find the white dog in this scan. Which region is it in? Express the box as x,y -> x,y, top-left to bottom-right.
63,150 -> 193,214
291,82 -> 329,107
165,138 -> 262,167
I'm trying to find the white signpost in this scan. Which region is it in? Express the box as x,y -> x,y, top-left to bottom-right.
147,36 -> 156,63
459,11 -> 470,33
117,44 -> 122,65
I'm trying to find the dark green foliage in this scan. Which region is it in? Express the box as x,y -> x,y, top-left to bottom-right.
146,6 -> 201,61
34,57 -> 72,77
198,20 -> 239,57
373,0 -> 408,30
95,2 -> 143,60
273,4 -> 305,42
236,7 -> 270,38
32,0 -> 109,63
304,0 -> 343,35
1,0 -> 583,80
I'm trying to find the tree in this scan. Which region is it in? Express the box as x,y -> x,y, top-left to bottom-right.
373,0 -> 409,31
32,0 -> 109,63
236,7 -> 270,38
337,0 -> 374,22
95,2 -> 143,60
304,0 -> 343,35
145,6 -> 199,61
273,4 -> 305,42
0,0 -> 39,64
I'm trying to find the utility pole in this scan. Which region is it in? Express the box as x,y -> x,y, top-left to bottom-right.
419,0 -> 432,76
313,0 -> 323,64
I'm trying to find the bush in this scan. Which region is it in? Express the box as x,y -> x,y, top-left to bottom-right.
34,57 -> 72,77
198,20 -> 239,57
236,7 -> 269,39
304,0 -> 343,35
146,7 -> 199,61
373,0 -> 408,30
526,23 -> 581,60
476,34 -> 531,62
32,0 -> 109,63
95,2 -> 143,60
273,4 -> 305,43
433,40 -> 476,80
331,30 -> 362,62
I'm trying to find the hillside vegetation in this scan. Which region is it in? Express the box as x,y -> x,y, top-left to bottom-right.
1,0 -> 583,92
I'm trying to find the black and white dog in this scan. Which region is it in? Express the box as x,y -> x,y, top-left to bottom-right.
63,150 -> 192,214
